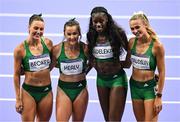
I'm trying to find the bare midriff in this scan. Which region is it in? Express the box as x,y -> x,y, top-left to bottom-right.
95,61 -> 122,76
59,73 -> 86,82
24,69 -> 51,86
131,68 -> 155,82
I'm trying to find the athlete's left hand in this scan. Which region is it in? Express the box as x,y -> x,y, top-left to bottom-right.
154,97 -> 162,115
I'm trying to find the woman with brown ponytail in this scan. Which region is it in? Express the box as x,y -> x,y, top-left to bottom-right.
128,11 -> 165,121
51,18 -> 89,121
13,14 -> 53,121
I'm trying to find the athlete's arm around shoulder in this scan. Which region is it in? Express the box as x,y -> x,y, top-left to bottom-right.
44,37 -> 53,70
121,37 -> 135,68
81,41 -> 92,74
13,42 -> 25,101
153,40 -> 165,94
81,41 -> 88,57
50,42 -> 62,70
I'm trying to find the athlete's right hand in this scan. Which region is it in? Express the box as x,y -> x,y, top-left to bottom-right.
15,100 -> 23,114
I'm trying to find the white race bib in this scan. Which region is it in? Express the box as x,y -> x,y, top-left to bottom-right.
29,54 -> 51,71
131,54 -> 150,69
93,45 -> 113,59
61,59 -> 83,75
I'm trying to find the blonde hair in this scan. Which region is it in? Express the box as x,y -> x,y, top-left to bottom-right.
130,11 -> 159,41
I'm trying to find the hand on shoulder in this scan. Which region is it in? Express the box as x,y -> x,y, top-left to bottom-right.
79,41 -> 88,57
52,42 -> 62,58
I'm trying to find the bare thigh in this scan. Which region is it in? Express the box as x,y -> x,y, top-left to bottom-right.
21,89 -> 36,122
144,99 -> 158,121
56,87 -> 72,121
97,87 -> 110,121
109,86 -> 127,121
36,91 -> 53,122
132,99 -> 145,121
72,88 -> 89,121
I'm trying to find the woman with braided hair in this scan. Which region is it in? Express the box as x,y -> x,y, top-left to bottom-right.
128,11 -> 165,121
86,6 -> 131,121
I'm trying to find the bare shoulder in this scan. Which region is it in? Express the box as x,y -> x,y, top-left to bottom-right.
44,37 -> 53,50
52,42 -> 62,58
153,39 -> 165,55
53,42 -> 61,52
44,37 -> 53,44
154,40 -> 164,50
128,37 -> 135,49
14,42 -> 25,58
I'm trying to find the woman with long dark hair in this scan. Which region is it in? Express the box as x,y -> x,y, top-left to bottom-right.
86,6 -> 131,121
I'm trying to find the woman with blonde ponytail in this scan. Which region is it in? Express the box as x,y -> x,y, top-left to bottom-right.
128,11 -> 165,121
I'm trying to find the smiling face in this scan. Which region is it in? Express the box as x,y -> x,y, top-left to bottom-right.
92,12 -> 108,33
28,20 -> 44,40
64,25 -> 79,45
129,18 -> 148,39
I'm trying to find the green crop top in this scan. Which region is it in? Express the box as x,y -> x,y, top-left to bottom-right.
22,38 -> 51,72
57,42 -> 87,75
131,38 -> 157,71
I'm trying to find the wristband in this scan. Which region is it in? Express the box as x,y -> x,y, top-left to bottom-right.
156,93 -> 162,98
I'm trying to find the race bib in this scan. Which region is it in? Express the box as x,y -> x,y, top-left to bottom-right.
60,59 -> 83,75
29,54 -> 51,71
93,45 -> 113,59
131,54 -> 150,69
